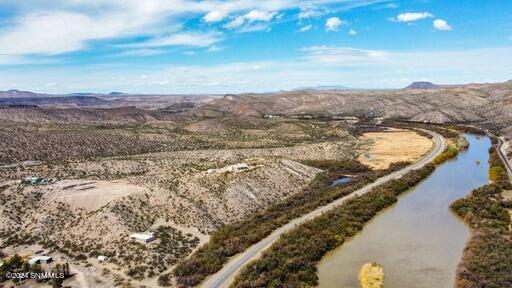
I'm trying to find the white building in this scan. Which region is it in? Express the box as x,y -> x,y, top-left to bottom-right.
129,232 -> 156,243
208,163 -> 249,174
28,255 -> 52,265
97,255 -> 108,262
230,163 -> 249,172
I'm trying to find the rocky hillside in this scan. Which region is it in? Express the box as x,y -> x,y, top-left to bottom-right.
0,106 -> 181,123
200,80 -> 512,126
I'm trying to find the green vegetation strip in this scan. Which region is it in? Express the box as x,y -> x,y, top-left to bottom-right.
450,145 -> 512,288
231,163 -> 436,287
169,160 -> 409,287
432,146 -> 459,165
488,143 -> 510,185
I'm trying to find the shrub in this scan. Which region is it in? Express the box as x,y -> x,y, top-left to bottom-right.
433,146 -> 459,165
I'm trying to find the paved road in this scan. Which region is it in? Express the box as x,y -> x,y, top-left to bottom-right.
497,137 -> 512,180
201,130 -> 446,288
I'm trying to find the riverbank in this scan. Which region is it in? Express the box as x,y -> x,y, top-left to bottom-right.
314,133 -> 488,288
230,163 -> 436,287
450,140 -> 512,288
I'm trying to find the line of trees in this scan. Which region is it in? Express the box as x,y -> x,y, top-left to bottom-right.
170,160 -> 409,287
230,164 -> 436,287
488,146 -> 510,186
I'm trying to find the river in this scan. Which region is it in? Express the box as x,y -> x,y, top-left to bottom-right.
317,134 -> 491,288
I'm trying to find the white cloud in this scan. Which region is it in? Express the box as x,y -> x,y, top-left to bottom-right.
395,12 -> 433,22
224,10 -> 275,30
349,29 -> 357,35
244,10 -> 276,22
224,16 -> 245,29
130,32 -> 222,48
433,19 -> 452,31
298,5 -> 328,19
302,46 -> 387,64
326,17 -> 346,32
182,51 -> 196,56
299,24 -> 312,32
0,0 -> 396,57
0,11 -> 125,55
203,10 -> 229,23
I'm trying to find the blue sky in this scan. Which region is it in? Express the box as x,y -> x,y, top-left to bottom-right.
0,0 -> 511,94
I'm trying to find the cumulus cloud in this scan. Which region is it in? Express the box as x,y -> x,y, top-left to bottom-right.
224,16 -> 246,29
244,10 -> 276,22
433,19 -> 452,31
395,12 -> 433,22
299,24 -> 312,32
224,10 -> 276,30
349,29 -> 357,35
326,17 -> 346,32
203,10 -> 228,23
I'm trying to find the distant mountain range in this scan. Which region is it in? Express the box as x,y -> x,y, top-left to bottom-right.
67,91 -> 126,96
2,80 -> 512,128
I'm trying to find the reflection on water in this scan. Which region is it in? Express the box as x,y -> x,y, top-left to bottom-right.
317,134 -> 491,288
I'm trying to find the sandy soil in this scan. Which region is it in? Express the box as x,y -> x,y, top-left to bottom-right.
39,180 -> 148,212
357,129 -> 433,169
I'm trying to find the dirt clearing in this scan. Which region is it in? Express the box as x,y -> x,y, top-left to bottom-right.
357,129 -> 433,169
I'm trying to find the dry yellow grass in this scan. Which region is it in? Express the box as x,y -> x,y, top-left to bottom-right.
357,129 -> 433,169
359,262 -> 384,288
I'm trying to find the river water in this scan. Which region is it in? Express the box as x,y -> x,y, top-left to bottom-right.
317,134 -> 491,288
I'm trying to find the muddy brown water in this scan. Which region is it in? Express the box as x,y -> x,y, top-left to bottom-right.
317,134 -> 491,288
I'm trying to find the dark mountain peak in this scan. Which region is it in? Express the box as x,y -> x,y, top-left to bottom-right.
405,81 -> 439,90
108,91 -> 125,96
